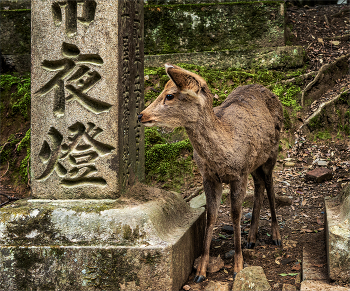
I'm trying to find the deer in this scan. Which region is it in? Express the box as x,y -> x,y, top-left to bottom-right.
138,64 -> 283,282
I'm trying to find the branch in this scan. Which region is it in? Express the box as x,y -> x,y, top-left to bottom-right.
0,161 -> 9,178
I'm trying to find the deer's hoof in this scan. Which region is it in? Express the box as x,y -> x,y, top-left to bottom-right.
273,239 -> 282,246
246,242 -> 255,249
193,275 -> 205,283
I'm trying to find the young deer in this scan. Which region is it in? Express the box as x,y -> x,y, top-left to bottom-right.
138,64 -> 283,282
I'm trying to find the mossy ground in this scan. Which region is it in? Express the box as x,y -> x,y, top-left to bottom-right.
0,73 -> 31,195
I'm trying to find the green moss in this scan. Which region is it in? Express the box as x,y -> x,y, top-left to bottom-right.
314,130 -> 332,141
272,84 -> 301,111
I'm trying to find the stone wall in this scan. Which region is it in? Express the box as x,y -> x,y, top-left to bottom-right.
1,0 -> 286,72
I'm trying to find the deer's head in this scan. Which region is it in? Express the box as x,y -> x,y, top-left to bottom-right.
138,64 -> 213,129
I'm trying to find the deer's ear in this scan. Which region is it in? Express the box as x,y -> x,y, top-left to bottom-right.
165,63 -> 201,93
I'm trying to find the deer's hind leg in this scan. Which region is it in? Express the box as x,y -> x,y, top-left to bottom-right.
247,167 -> 265,249
262,159 -> 282,246
230,174 -> 248,278
194,177 -> 222,283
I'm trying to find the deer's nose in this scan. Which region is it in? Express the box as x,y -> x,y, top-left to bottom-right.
137,114 -> 143,123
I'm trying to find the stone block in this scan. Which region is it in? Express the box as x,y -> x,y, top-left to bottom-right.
145,46 -> 305,70
232,266 -> 271,291
0,186 -> 206,290
144,2 -> 285,55
305,167 -> 333,183
325,184 -> 350,283
31,0 -> 144,199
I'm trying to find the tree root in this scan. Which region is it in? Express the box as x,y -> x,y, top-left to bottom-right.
323,34 -> 350,41
299,88 -> 349,133
280,70 -> 317,85
0,192 -> 19,208
300,53 -> 350,106
0,161 -> 9,178
185,186 -> 204,202
330,8 -> 350,19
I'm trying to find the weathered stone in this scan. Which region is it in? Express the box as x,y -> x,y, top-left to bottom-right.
282,283 -> 297,291
300,280 -> 350,291
305,168 -> 333,183
31,0 -> 144,199
225,250 -> 235,259
325,184 -> 350,283
232,266 -> 271,291
145,46 -> 305,70
0,186 -> 206,290
284,161 -> 296,167
204,281 -> 231,291
194,255 -> 224,273
190,192 -> 206,208
144,2 -> 285,55
302,245 -> 328,281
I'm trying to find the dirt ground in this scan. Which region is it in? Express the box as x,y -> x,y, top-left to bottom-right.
180,3 -> 350,290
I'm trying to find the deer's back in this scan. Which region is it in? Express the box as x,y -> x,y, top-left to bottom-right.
210,84 -> 283,175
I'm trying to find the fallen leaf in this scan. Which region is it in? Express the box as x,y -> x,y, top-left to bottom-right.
318,37 -> 324,44
302,199 -> 307,206
223,269 -> 228,274
214,94 -> 219,99
317,218 -> 323,225
183,285 -> 191,291
330,40 -> 340,45
292,263 -> 301,271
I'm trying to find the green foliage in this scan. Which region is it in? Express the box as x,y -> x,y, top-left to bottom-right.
0,73 -> 31,120
272,84 -> 301,110
144,127 -> 193,190
314,130 -> 331,141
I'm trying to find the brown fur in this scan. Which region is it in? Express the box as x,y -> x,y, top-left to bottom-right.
139,64 -> 283,281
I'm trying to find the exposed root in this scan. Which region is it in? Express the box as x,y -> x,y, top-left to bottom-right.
300,53 -> 350,106
280,70 -> 317,85
330,7 -> 350,19
0,161 -> 9,178
0,193 -> 19,208
299,89 -> 349,133
185,186 -> 204,202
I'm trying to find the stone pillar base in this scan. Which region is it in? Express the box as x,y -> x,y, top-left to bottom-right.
0,186 -> 205,290
325,184 -> 350,283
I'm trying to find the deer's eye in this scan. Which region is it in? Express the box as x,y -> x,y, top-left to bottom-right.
165,94 -> 174,101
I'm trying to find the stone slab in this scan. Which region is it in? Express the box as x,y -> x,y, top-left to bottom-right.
302,246 -> 328,281
145,46 -> 305,70
232,266 -> 271,291
325,184 -> 350,283
300,280 -> 350,291
0,185 -> 206,290
305,167 -> 333,183
31,0 -> 144,199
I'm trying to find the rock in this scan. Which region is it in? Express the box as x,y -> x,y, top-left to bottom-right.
204,281 -> 231,291
317,160 -> 329,166
225,250 -> 235,259
244,212 -> 252,220
232,266 -> 271,291
222,224 -> 234,233
284,162 -> 296,167
282,283 -> 297,291
190,192 -> 206,208
305,167 -> 332,183
194,255 -> 224,273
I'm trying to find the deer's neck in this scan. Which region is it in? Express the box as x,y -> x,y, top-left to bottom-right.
185,110 -> 229,161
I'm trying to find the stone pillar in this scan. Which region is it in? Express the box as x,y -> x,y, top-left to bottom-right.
31,0 -> 144,199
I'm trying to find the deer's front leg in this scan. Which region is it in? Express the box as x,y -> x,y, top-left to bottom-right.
194,177 -> 222,283
230,175 -> 248,278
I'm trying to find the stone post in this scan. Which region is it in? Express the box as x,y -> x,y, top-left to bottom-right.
31,0 -> 144,199
0,1 -> 205,289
